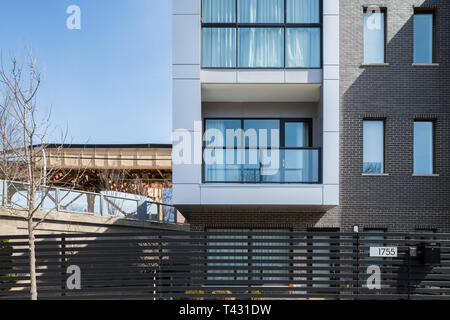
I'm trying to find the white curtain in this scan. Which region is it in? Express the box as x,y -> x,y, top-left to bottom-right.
202,0 -> 236,23
239,28 -> 284,67
287,0 -> 320,23
202,28 -> 236,67
239,0 -> 284,23
286,28 -> 320,68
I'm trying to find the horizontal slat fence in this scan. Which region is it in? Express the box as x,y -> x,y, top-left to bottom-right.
0,231 -> 449,300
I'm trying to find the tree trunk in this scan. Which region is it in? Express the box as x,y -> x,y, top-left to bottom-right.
28,219 -> 37,300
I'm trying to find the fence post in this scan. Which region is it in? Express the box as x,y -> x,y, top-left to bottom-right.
61,236 -> 66,297
3,180 -> 8,206
158,234 -> 162,300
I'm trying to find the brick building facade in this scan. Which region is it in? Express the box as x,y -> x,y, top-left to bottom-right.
340,0 -> 450,232
172,0 -> 449,233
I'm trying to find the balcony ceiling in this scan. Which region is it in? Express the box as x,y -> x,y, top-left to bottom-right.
201,83 -> 321,103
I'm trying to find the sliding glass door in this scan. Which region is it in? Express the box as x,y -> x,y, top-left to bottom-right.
203,118 -> 320,183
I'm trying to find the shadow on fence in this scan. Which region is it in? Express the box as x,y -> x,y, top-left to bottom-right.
0,231 -> 449,300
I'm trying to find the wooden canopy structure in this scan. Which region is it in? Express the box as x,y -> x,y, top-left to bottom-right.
39,144 -> 172,202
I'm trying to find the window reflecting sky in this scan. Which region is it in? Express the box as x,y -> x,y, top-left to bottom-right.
414,121 -> 433,174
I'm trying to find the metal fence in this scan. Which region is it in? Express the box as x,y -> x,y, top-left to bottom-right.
0,179 -> 181,224
0,231 -> 449,300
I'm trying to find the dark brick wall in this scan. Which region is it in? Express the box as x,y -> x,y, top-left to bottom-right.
189,210 -> 340,231
339,0 -> 450,232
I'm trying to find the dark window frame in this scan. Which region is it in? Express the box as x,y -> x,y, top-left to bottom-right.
413,8 -> 437,64
202,117 -> 321,184
413,119 -> 436,175
363,7 -> 388,64
201,0 -> 323,69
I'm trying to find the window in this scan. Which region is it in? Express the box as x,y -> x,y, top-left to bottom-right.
414,10 -> 435,64
363,120 -> 384,174
414,121 -> 434,174
201,0 -> 322,68
206,229 -> 290,282
203,118 -> 320,183
363,8 -> 386,63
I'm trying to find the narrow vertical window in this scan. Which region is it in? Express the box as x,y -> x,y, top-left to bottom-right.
363,120 -> 384,174
414,11 -> 434,64
363,8 -> 386,63
414,121 -> 434,174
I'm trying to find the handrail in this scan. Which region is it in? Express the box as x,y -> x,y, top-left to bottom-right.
0,179 -> 183,224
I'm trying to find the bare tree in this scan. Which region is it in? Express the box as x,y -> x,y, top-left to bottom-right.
0,49 -> 85,300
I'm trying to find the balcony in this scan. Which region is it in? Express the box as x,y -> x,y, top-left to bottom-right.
204,147 -> 321,184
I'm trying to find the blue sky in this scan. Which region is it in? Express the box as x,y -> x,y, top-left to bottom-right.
0,0 -> 172,144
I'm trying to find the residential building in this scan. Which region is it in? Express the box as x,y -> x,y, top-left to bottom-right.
172,0 -> 449,233
172,0 -> 340,232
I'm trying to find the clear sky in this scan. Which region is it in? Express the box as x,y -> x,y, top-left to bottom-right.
0,0 -> 172,144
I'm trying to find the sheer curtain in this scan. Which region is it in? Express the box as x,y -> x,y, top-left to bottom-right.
239,28 -> 284,67
239,0 -> 284,23
202,28 -> 236,67
286,28 -> 320,67
287,0 -> 320,23
202,0 -> 236,23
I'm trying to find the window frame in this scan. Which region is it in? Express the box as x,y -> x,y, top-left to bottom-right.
413,119 -> 436,175
202,117 -> 322,184
362,119 -> 386,174
201,0 -> 323,69
205,228 -> 292,283
413,8 -> 437,64
363,7 -> 387,64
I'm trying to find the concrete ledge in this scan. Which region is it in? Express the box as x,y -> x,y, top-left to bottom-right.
412,63 -> 440,67
0,207 -> 189,235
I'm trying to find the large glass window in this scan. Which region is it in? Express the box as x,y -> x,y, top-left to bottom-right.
238,28 -> 284,68
414,121 -> 434,174
202,0 -> 236,23
238,0 -> 284,23
363,8 -> 385,63
414,12 -> 434,64
363,120 -> 384,174
202,0 -> 322,68
203,118 -> 320,183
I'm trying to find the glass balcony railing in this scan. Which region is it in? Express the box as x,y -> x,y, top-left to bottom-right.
203,148 -> 321,184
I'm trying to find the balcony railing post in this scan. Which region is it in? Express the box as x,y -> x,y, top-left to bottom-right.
99,194 -> 104,216
55,188 -> 61,212
174,207 -> 177,224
